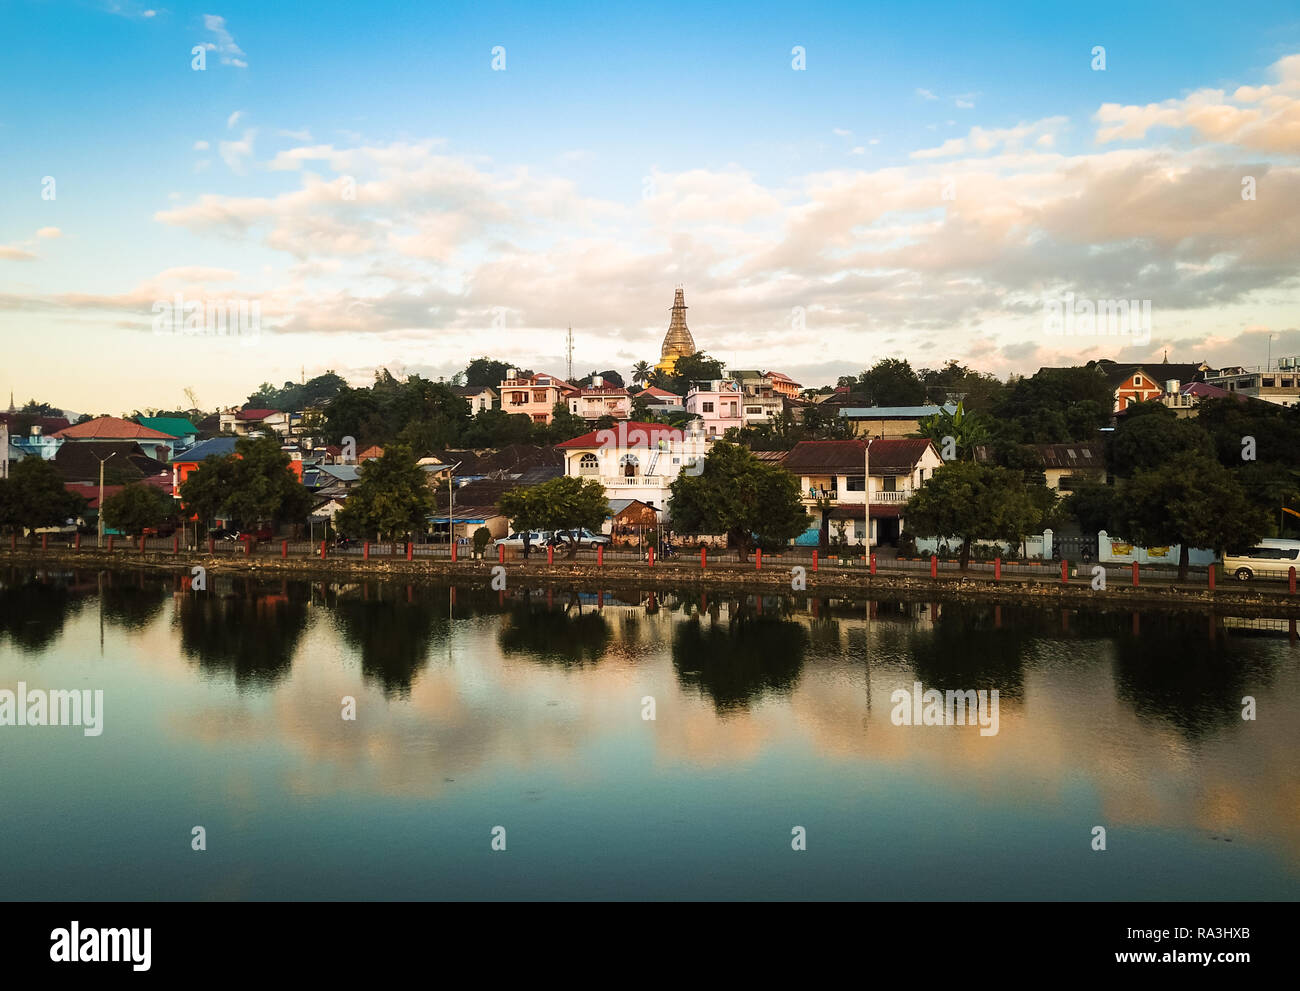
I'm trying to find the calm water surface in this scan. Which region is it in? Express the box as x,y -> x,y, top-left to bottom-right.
1,566 -> 1297,900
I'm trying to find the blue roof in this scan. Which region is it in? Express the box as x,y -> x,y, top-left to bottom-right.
838,404 -> 957,419
170,437 -> 237,463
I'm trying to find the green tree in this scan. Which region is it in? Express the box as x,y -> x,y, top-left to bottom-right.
1113,452 -> 1268,580
0,458 -> 86,535
916,400 -> 990,461
1062,482 -> 1119,533
546,402 -> 589,443
464,357 -> 512,388
858,358 -> 925,407
631,361 -> 652,388
334,444 -> 436,541
498,475 -> 610,558
101,483 -> 175,536
1109,409 -> 1214,477
668,441 -> 810,562
178,436 -> 311,533
903,460 -> 1041,571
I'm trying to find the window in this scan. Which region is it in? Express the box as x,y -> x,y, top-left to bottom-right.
578,453 -> 599,475
620,454 -> 639,478
882,476 -> 897,492
1133,374 -> 1143,386
846,477 -> 865,491
703,402 -> 714,413
1263,378 -> 1276,388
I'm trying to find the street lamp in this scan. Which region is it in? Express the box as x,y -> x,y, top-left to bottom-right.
95,451 -> 116,548
863,435 -> 873,552
447,461 -> 462,550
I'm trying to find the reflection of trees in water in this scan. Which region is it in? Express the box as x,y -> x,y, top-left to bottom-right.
1111,614 -> 1279,742
0,572 -> 72,653
497,594 -> 611,666
100,574 -> 169,632
672,605 -> 808,714
332,588 -> 447,697
907,604 -> 1029,699
174,585 -> 309,688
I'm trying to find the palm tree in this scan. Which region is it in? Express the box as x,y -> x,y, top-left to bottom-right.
631,361 -> 652,388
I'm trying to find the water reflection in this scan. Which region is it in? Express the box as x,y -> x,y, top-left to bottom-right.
331,584 -> 449,696
174,579 -> 310,687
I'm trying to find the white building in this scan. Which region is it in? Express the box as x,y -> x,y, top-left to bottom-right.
555,421 -> 708,519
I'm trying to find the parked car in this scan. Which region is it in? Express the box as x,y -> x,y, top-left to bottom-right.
495,531 -> 553,548
1223,539 -> 1300,580
551,528 -> 611,548
208,527 -> 239,541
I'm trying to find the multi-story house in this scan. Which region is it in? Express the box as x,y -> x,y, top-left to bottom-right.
555,421 -> 708,521
568,376 -> 631,421
499,370 -> 575,425
783,438 -> 943,547
452,385 -> 497,414
51,415 -> 181,463
1203,363 -> 1300,408
729,371 -> 784,425
766,371 -> 802,399
974,442 -> 1106,496
684,379 -> 744,438
219,407 -> 293,438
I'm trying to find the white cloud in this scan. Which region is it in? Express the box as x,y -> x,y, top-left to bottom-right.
193,140 -> 210,151
202,14 -> 248,68
227,110 -> 244,129
833,128 -> 852,137
916,88 -> 938,100
219,129 -> 257,174
36,227 -> 62,239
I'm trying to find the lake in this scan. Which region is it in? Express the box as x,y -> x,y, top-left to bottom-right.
1,566 -> 1297,900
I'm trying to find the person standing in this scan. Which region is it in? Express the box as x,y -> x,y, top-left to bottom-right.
522,531 -> 532,560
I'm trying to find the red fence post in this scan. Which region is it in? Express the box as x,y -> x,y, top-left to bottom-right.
649,546 -> 655,567
547,544 -> 554,565
930,554 -> 938,578
1208,564 -> 1215,591
498,543 -> 505,564
407,541 -> 414,561
1290,566 -> 1296,595
597,545 -> 603,567
870,552 -> 877,575
755,547 -> 762,570
320,540 -> 327,560
450,540 -> 457,562
108,535 -> 114,552
75,532 -> 81,551
1132,561 -> 1139,587
363,541 -> 370,560
9,532 -> 15,550
702,546 -> 708,569
173,534 -> 179,555
811,549 -> 817,572
42,533 -> 48,551
139,534 -> 146,553
994,557 -> 1002,580
1060,559 -> 1068,584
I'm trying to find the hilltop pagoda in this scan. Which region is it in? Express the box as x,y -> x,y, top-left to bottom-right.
655,287 -> 697,375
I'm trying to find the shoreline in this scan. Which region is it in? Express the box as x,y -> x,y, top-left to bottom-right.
4,546 -> 1300,618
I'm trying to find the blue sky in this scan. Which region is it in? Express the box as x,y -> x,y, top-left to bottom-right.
4,0 -> 1300,412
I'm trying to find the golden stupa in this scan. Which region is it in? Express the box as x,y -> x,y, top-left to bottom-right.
654,286 -> 696,374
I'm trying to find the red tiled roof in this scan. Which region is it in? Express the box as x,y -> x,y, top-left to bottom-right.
52,416 -> 176,440
636,386 -> 679,399
783,438 -> 935,473
65,482 -> 125,510
236,408 -> 280,420
766,371 -> 800,384
556,422 -> 686,449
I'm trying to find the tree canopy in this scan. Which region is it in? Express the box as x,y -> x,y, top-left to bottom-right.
178,436 -> 312,531
903,460 -> 1041,570
0,458 -> 86,534
668,441 -> 810,560
334,444 -> 436,540
498,475 -> 610,557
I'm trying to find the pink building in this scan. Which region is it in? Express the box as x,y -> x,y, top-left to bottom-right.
499,370 -> 575,424
685,379 -> 744,438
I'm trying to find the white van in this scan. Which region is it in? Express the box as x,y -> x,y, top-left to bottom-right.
1222,539 -> 1300,580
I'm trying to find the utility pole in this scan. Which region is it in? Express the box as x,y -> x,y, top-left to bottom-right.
566,327 -> 574,382
95,451 -> 116,548
448,461 -> 462,548
863,436 -> 873,551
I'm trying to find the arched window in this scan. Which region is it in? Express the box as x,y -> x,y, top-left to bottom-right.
578,453 -> 599,476
620,454 -> 639,478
